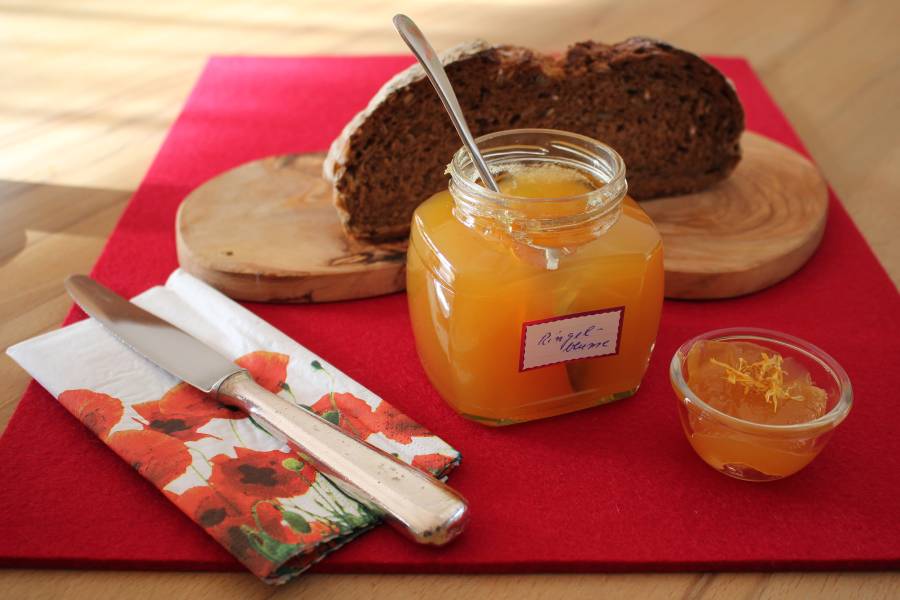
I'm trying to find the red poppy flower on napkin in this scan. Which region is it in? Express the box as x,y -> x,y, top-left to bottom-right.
7,270 -> 461,584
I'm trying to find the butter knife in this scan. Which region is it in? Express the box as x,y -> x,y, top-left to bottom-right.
64,275 -> 468,545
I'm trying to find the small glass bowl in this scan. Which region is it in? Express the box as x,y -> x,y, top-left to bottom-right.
670,328 -> 852,481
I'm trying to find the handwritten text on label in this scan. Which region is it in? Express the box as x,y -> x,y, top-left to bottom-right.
520,308 -> 624,371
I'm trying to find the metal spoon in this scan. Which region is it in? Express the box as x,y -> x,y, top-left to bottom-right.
393,14 -> 500,192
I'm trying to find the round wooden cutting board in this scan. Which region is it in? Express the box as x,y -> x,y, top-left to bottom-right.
176,132 -> 828,302
643,132 -> 829,299
176,153 -> 408,303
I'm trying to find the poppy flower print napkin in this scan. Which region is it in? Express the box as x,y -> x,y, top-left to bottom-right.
6,269 -> 460,584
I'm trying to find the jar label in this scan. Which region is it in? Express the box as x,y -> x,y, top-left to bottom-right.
519,307 -> 624,371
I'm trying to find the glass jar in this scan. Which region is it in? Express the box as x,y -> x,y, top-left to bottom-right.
406,129 -> 664,425
670,328 -> 853,481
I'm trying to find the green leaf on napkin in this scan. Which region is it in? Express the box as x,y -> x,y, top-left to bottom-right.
281,457 -> 304,472
242,526 -> 298,564
281,511 -> 312,534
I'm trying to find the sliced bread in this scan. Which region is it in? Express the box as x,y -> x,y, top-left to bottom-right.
324,37 -> 744,243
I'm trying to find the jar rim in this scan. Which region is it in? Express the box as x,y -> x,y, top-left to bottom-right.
448,128 -> 627,205
669,327 -> 853,434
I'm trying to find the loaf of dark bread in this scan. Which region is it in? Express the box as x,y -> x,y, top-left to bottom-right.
324,37 -> 744,243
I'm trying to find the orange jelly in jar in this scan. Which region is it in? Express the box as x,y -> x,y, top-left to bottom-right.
671,329 -> 853,481
407,129 -> 664,425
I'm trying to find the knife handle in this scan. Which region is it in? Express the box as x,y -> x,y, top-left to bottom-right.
217,371 -> 468,545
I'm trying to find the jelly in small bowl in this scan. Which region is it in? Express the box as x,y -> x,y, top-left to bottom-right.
670,328 -> 852,481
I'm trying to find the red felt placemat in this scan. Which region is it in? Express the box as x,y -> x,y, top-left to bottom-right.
1,55 -> 899,574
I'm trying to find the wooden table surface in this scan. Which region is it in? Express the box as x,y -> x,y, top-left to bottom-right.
1,1 -> 898,598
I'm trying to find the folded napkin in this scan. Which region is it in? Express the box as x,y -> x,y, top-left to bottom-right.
6,269 -> 459,584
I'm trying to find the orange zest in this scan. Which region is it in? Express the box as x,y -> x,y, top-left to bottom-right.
710,352 -> 804,412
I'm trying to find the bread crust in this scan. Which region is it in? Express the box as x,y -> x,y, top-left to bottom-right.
325,37 -> 744,243
323,40 -> 494,241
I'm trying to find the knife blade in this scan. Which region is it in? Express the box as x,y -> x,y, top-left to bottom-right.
64,274 -> 468,545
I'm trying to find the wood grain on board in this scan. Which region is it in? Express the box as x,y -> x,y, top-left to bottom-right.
176,153 -> 407,303
178,134 -> 827,302
647,132 -> 828,299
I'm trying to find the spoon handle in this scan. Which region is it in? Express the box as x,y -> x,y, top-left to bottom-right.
393,14 -> 500,192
